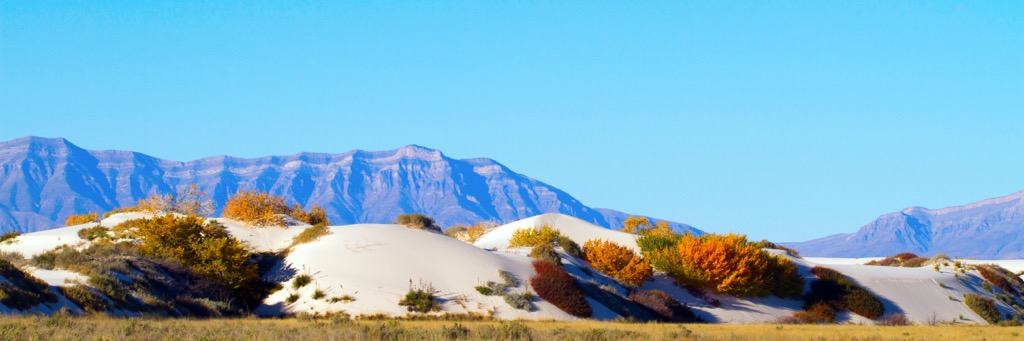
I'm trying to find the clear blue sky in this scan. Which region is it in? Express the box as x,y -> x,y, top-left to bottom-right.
2,1 -> 1022,241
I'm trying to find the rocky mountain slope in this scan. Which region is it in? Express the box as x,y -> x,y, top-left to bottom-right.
0,136 -> 699,234
789,190 -> 1024,259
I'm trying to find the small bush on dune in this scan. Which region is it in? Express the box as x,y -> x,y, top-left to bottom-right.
964,293 -> 1001,323
0,258 -> 58,310
399,280 -> 439,313
65,212 -> 99,226
396,213 -> 441,233
782,302 -> 836,324
288,204 -> 330,225
509,225 -> 561,247
805,266 -> 885,319
222,189 -> 289,227
877,313 -> 911,326
292,273 -> 313,289
866,252 -> 929,267
58,285 -> 108,313
977,264 -> 1024,296
582,239 -> 652,287
554,234 -> 582,258
628,289 -> 700,322
137,184 -> 214,216
529,260 -> 591,317
290,223 -> 331,247
529,243 -> 561,264
503,292 -> 533,311
444,225 -> 467,239
666,233 -> 803,298
445,223 -> 490,243
0,231 -> 20,244
751,239 -> 801,257
77,225 -> 110,241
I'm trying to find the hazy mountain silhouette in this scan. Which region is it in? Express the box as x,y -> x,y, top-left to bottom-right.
788,190 -> 1024,259
0,136 -> 701,235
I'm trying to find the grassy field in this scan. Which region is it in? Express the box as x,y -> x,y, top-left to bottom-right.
0,315 -> 1021,340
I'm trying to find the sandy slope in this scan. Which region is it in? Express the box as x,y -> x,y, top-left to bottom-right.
217,217 -> 310,252
256,224 -> 579,320
474,213 -> 640,252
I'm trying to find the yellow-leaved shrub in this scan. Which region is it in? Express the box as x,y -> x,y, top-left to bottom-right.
65,212 -> 98,226
222,190 -> 289,227
508,225 -> 561,247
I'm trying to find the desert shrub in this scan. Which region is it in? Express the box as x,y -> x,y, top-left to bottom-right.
0,251 -> 25,267
444,225 -> 467,239
877,313 -> 911,326
751,239 -> 802,257
867,252 -> 928,267
977,264 -> 1024,296
0,258 -> 58,310
499,270 -> 518,288
665,233 -> 802,297
964,293 -> 1001,323
768,256 -> 806,299
290,223 -> 331,247
844,288 -> 885,319
805,266 -> 885,319
628,289 -> 700,322
286,292 -> 300,304
529,260 -> 591,317
65,212 -> 99,226
137,185 -> 213,216
619,216 -> 652,234
222,189 -> 289,227
77,224 -> 110,241
112,215 -> 259,295
399,280 -> 439,313
554,234 -> 582,258
637,233 -> 681,256
474,285 -> 494,296
503,292 -> 533,311
582,239 -> 652,287
312,289 -> 326,300
396,213 -> 441,232
0,231 -> 20,244
530,243 -> 561,264
508,225 -> 561,247
292,273 -> 313,289
441,323 -> 470,340
87,272 -> 128,304
58,285 -> 108,313
288,204 -> 330,225
784,302 -> 836,324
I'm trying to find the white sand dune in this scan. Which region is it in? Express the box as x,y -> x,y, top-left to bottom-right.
256,224 -> 579,320
217,217 -> 311,252
474,213 -> 640,252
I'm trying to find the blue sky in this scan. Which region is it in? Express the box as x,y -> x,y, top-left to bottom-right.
2,1 -> 1022,241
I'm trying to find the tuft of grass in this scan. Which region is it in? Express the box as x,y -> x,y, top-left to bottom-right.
286,292 -> 300,304
0,231 -> 21,244
292,274 -> 312,289
399,280 -> 439,313
312,289 -> 326,300
290,223 -> 331,248
503,292 -> 533,311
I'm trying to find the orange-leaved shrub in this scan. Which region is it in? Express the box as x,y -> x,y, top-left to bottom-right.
667,233 -> 804,298
582,239 -> 652,287
288,204 -> 330,225
65,212 -> 98,226
529,260 -> 591,317
222,189 -> 289,227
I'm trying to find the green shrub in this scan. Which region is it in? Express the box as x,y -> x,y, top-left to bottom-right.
292,274 -> 312,289
291,223 -> 331,247
286,292 -> 300,304
77,225 -> 110,241
529,260 -> 591,317
440,323 -> 470,340
474,285 -> 493,296
751,239 -> 801,257
498,270 -> 518,288
59,285 -> 107,313
312,289 -> 326,300
503,292 -> 533,311
0,231 -> 20,244
554,235 -> 582,258
0,258 -> 58,309
964,293 -> 1001,323
87,273 -> 128,304
396,213 -> 441,232
844,288 -> 885,319
399,280 -> 439,313
530,243 -> 560,264
805,266 -> 885,319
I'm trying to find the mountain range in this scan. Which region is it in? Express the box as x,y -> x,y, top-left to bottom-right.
788,190 -> 1024,259
0,136 -> 700,234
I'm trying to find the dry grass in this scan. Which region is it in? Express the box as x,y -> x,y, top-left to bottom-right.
0,316 -> 1021,340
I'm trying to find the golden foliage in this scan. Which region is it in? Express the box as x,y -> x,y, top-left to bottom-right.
619,216 -> 651,234
114,215 -> 257,291
673,233 -> 777,297
508,225 -> 561,247
222,190 -> 289,227
465,224 -> 488,243
65,212 -> 99,226
288,204 -> 330,225
582,239 -> 652,287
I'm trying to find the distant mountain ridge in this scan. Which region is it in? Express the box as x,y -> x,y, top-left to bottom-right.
788,190 -> 1024,259
0,136 -> 700,234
